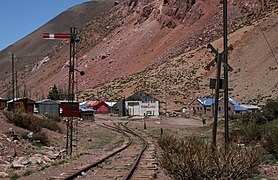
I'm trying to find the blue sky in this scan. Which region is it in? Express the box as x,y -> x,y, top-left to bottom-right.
0,0 -> 90,51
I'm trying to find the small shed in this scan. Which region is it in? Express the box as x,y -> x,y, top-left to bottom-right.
7,97 -> 35,113
80,108 -> 95,121
112,99 -> 127,116
0,98 -> 7,110
36,99 -> 60,116
59,100 -> 79,117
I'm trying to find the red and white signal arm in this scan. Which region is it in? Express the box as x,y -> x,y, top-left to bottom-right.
43,33 -> 71,39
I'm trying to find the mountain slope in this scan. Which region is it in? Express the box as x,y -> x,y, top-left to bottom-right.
0,0 -> 116,80
0,0 -> 277,112
78,12 -> 278,111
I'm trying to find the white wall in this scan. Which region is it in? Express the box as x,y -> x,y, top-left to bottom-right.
126,101 -> 159,116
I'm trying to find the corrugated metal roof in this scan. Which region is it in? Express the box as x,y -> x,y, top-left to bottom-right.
234,105 -> 248,111
58,100 -> 78,103
36,99 -> 60,104
240,104 -> 260,110
197,98 -> 215,106
197,97 -> 251,111
105,102 -> 117,107
85,100 -> 98,106
7,97 -> 35,103
228,98 -> 239,106
80,108 -> 95,112
79,104 -> 90,109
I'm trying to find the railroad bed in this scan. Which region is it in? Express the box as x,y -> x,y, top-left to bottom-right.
48,122 -> 158,180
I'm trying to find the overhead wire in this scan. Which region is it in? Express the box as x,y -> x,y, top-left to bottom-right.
258,22 -> 278,67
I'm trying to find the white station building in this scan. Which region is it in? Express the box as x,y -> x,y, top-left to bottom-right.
124,91 -> 159,116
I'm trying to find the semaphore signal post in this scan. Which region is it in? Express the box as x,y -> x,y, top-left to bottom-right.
43,27 -> 83,156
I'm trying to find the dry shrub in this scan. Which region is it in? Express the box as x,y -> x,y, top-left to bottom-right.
48,114 -> 62,122
230,98 -> 278,158
231,123 -> 265,144
33,131 -> 49,146
3,111 -> 61,133
231,121 -> 278,158
158,135 -> 263,180
261,126 -> 278,159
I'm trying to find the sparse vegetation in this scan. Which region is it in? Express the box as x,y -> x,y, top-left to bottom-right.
231,98 -> 278,159
3,111 -> 61,133
3,111 -> 61,145
158,135 -> 263,179
10,173 -> 20,180
23,170 -> 33,176
86,131 -> 116,150
48,114 -> 62,122
261,125 -> 278,159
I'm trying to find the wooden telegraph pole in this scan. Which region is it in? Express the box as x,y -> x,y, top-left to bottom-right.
223,0 -> 230,148
11,53 -> 15,113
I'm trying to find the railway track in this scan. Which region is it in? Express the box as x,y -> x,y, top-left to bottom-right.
50,121 -> 157,180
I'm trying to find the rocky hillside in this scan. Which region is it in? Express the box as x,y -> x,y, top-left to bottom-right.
0,0 -> 277,111
79,11 -> 278,112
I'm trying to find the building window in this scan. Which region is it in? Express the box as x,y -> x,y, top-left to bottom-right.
128,102 -> 139,106
219,107 -> 221,111
228,107 -> 231,111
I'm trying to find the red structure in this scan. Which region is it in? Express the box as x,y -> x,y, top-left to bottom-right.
43,33 -> 71,39
59,101 -> 79,117
85,101 -> 109,114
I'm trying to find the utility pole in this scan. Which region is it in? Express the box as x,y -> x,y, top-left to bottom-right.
11,53 -> 15,113
205,1 -> 232,149
223,0 -> 229,147
15,71 -> 19,98
24,84 -> 27,97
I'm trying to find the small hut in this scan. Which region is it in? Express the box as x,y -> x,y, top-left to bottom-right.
7,97 -> 35,113
35,99 -> 60,116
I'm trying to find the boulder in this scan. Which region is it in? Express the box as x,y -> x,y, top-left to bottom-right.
46,151 -> 60,159
27,132 -> 33,139
29,156 -> 45,165
42,155 -> 52,163
12,161 -> 24,168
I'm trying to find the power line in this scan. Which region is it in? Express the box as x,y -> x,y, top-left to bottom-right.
258,23 -> 278,66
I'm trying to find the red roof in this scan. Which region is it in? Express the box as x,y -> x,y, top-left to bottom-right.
85,100 -> 108,108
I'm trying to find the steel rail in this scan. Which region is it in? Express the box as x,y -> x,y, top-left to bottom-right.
120,123 -> 148,180
62,123 -> 131,180
62,122 -> 148,180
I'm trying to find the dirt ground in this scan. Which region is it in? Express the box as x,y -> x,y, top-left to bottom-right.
0,112 -> 277,179
0,112 -> 204,179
